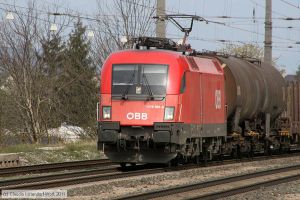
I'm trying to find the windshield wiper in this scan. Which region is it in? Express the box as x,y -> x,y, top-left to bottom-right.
122,72 -> 135,100
142,73 -> 154,100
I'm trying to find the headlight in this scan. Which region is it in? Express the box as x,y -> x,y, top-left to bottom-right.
102,106 -> 111,119
164,107 -> 174,120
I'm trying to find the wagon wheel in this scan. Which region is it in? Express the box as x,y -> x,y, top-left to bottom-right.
130,163 -> 136,167
120,162 -> 127,169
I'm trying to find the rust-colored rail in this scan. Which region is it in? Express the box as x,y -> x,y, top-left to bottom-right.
0,159 -> 112,177
0,152 -> 299,194
119,164 -> 300,200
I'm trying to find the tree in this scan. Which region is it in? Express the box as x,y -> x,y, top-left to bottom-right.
0,2 -> 71,143
296,65 -> 300,79
93,0 -> 156,66
57,20 -> 98,129
0,4 -> 48,143
219,43 -> 287,77
41,35 -> 66,129
220,43 -> 264,59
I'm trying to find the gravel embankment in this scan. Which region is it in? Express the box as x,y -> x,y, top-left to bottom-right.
225,180 -> 300,200
66,156 -> 300,200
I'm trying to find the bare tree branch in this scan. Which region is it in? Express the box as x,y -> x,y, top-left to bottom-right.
93,0 -> 156,68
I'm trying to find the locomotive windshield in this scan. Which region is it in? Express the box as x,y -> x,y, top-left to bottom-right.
112,64 -> 168,100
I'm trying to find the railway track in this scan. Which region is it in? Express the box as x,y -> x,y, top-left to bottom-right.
0,159 -> 113,177
189,174 -> 300,200
0,152 -> 299,193
119,164 -> 300,200
0,165 -> 165,191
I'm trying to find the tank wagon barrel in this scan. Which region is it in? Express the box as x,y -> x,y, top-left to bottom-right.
218,57 -> 285,132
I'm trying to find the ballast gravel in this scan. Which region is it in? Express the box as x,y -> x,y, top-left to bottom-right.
65,156 -> 300,200
224,179 -> 300,200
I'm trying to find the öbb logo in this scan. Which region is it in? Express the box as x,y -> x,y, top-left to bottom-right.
127,113 -> 148,120
215,90 -> 221,109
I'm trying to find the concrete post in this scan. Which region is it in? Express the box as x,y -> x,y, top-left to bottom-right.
156,0 -> 166,38
264,0 -> 272,65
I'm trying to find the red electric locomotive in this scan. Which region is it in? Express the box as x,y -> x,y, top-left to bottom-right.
98,37 -> 288,167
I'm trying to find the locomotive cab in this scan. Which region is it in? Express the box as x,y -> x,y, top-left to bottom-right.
98,50 -> 188,164
98,48 -> 227,165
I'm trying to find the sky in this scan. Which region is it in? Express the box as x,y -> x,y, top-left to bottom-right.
1,0 -> 300,74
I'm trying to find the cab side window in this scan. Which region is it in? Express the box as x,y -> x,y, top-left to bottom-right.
180,72 -> 186,93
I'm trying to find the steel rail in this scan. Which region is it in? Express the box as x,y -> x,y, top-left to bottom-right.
0,167 -> 167,191
0,159 -> 112,177
189,174 -> 300,200
118,164 -> 300,200
0,152 -> 299,192
1,146 -> 299,178
0,167 -> 120,189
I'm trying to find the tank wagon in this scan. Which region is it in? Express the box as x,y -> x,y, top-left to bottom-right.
98,37 -> 290,167
282,75 -> 300,145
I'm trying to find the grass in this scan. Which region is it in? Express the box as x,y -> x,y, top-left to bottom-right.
0,140 -> 103,165
65,140 -> 97,152
0,143 -> 41,153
